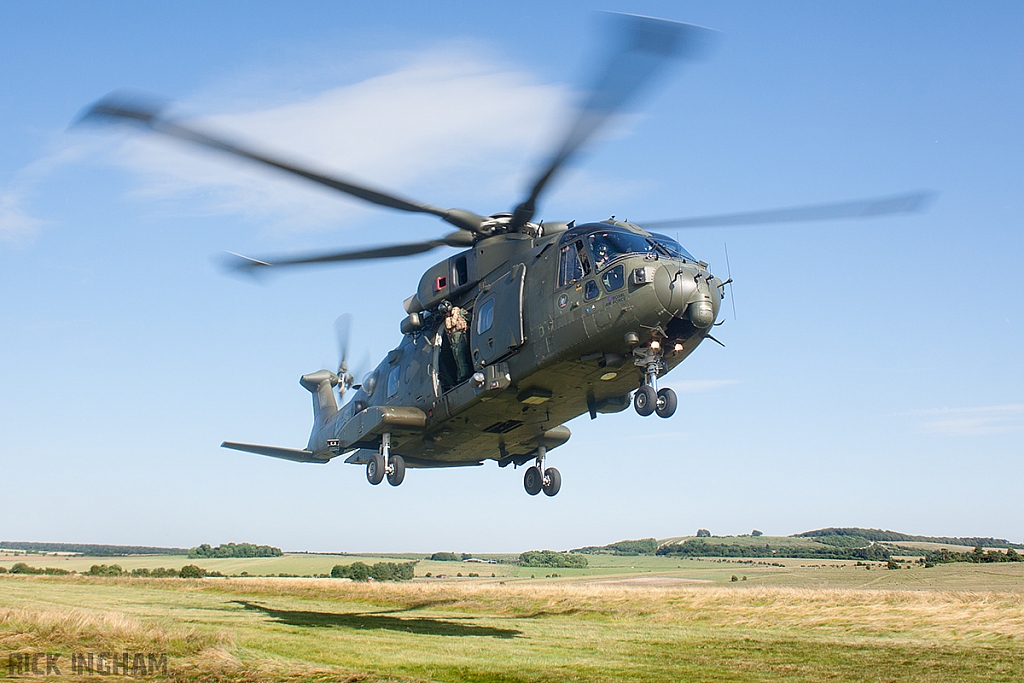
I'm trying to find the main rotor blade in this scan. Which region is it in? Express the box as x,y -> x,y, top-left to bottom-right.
640,191 -> 936,230
225,239 -> 450,274
510,14 -> 716,229
79,95 -> 487,233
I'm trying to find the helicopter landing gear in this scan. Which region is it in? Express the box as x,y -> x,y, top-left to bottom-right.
634,385 -> 657,416
633,342 -> 677,418
367,433 -> 406,486
387,454 -> 406,487
366,452 -> 385,485
524,446 -> 560,497
542,467 -> 561,497
656,387 -> 677,419
636,385 -> 677,418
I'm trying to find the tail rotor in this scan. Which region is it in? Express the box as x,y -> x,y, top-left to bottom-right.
334,314 -> 360,400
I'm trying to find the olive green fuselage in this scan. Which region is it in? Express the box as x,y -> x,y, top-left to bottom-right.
308,221 -> 722,467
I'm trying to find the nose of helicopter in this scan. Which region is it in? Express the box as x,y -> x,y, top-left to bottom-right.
652,261 -> 721,327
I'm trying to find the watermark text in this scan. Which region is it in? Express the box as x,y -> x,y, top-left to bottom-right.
6,652 -> 167,677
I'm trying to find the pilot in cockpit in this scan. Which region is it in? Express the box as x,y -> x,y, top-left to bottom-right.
593,238 -> 612,270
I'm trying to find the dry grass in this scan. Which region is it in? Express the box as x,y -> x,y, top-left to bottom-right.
1,575 -> 1022,682
199,577 -> 1024,636
0,601 -> 363,682
0,605 -> 217,653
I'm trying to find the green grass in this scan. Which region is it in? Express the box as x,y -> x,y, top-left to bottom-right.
1,562 -> 1022,682
7,551 -> 1024,589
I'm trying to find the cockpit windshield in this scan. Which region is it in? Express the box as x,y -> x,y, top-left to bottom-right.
649,233 -> 696,263
587,229 -> 658,271
582,228 -> 696,270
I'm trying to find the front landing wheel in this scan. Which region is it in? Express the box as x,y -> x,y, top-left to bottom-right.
634,385 -> 657,416
524,466 -> 543,495
656,387 -> 677,419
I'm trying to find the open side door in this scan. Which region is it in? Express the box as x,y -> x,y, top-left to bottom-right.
472,263 -> 526,366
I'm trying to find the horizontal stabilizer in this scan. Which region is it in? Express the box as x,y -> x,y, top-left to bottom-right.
221,441 -> 327,464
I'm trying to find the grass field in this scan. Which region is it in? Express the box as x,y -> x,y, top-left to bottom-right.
5,550 -> 1024,589
2,558 -> 1023,682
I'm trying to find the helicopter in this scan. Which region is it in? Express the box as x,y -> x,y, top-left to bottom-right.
82,14 -> 931,497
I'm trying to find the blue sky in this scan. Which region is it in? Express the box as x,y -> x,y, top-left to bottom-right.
1,1 -> 1021,552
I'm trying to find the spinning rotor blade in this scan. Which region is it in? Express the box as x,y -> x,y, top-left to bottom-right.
640,191 -> 936,230
80,95 -> 488,234
335,314 -> 351,376
225,238 -> 454,274
333,315 -> 368,397
510,14 -> 716,230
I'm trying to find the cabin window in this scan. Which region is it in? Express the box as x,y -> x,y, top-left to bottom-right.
453,255 -> 469,287
476,299 -> 494,334
584,280 -> 600,301
387,366 -> 400,398
558,239 -> 591,287
601,264 -> 625,292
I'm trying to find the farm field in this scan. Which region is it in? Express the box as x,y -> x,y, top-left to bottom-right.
2,560 -> 1023,682
5,551 -> 1024,590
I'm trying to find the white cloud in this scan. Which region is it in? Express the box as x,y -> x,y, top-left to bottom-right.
8,44 -> 656,245
902,404 -> 1024,436
0,192 -> 42,242
0,142 -> 95,243
104,49 -> 582,234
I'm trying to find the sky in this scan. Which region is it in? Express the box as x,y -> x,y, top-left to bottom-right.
1,1 -> 1021,553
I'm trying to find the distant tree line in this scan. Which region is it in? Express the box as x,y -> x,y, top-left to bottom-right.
794,528 -> 1024,550
518,551 -> 588,568
656,540 -> 894,561
572,538 -> 659,556
2,562 -> 72,575
130,567 -> 182,578
0,563 -> 221,578
188,543 -> 283,559
923,546 -> 1022,564
331,561 -> 416,581
429,552 -> 470,562
0,542 -> 189,556
86,563 -> 219,578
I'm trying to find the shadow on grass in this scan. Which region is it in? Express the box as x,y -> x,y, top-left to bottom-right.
230,601 -> 521,639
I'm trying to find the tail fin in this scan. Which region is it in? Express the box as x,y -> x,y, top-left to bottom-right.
299,370 -> 339,426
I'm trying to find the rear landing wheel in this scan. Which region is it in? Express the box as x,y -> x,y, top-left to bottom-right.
524,466 -> 543,495
366,452 -> 385,485
542,467 -> 561,497
387,454 -> 406,486
634,385 -> 657,416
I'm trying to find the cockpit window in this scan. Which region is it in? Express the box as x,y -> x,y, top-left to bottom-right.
649,233 -> 696,263
558,240 -> 591,287
587,230 -> 658,270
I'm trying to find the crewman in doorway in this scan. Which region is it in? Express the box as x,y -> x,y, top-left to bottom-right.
444,304 -> 473,382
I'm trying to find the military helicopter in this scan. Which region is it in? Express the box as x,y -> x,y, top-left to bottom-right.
83,15 -> 931,496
